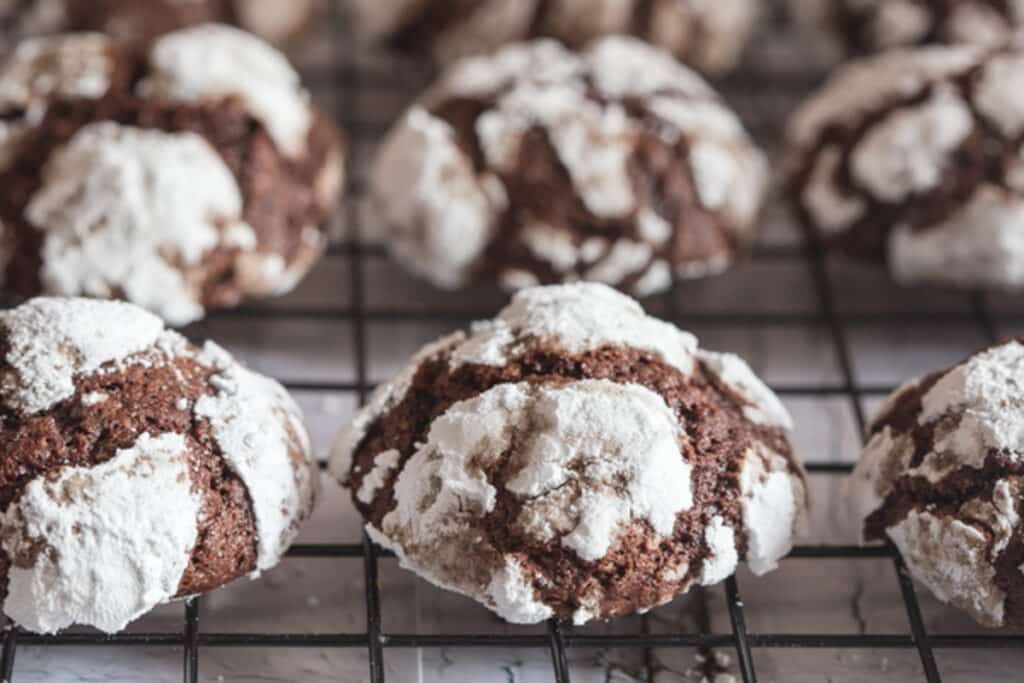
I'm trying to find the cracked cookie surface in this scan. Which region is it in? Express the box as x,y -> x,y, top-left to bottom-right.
330,283 -> 806,624
846,338 -> 1024,626
0,296 -> 318,634
786,43 -> 1024,291
373,37 -> 767,298
791,0 -> 1024,59
0,24 -> 344,325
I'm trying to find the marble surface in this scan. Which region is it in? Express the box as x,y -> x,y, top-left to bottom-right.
7,1 -> 1024,681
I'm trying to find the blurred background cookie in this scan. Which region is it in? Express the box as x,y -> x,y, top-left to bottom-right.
785,43 -> 1024,291
0,296 -> 318,634
0,0 -> 315,46
352,0 -> 759,76
790,0 -> 1024,62
332,283 -> 806,624
371,37 -> 767,297
0,24 -> 345,325
845,338 -> 1024,627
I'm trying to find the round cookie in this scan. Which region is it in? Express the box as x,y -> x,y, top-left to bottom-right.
331,283 -> 807,625
790,0 -> 1024,60
0,296 -> 318,634
0,0 -> 316,46
845,339 -> 1024,627
372,37 -> 767,296
353,0 -> 758,75
785,43 -> 1024,291
0,25 -> 345,325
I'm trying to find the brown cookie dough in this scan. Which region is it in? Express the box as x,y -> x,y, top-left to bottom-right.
330,283 -> 807,624
785,43 -> 1024,291
846,338 -> 1024,627
372,37 -> 767,297
0,296 -> 318,634
0,25 -> 345,325
354,0 -> 759,75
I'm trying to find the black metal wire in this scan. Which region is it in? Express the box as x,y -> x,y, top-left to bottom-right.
546,620 -> 572,683
1,621 -> 17,681
183,598 -> 200,683
724,577 -> 758,683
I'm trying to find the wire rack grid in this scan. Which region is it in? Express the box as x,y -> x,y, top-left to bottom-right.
3,1 -> 1024,682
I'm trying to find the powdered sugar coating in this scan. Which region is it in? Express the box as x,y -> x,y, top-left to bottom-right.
374,37 -> 766,297
847,340 -> 1024,625
353,0 -> 757,75
887,482 -> 1020,627
194,341 -> 318,572
368,380 -> 693,623
0,296 -> 165,414
738,443 -> 807,575
700,516 -> 740,585
371,109 -> 500,289
450,283 -> 699,375
0,33 -> 113,117
0,297 -> 318,633
333,283 -> 803,624
0,33 -> 114,170
787,43 -> 1024,291
139,23 -> 312,157
1,432 -> 201,634
27,122 -> 256,326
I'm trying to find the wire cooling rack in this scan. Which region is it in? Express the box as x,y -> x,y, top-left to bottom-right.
4,1 -> 1024,681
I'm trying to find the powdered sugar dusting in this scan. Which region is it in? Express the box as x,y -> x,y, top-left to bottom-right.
738,444 -> 806,575
487,556 -> 554,624
0,297 -> 164,414
700,516 -> 739,585
786,46 -> 981,151
369,379 -> 692,623
847,342 -> 1024,625
0,33 -> 114,172
334,283 -> 801,624
975,52 -> 1024,138
504,381 -> 693,561
844,426 -> 915,538
919,340 -> 1024,465
0,33 -> 113,116
699,350 -> 794,429
450,283 -> 699,375
27,122 -> 254,326
372,108 -> 499,289
194,341 -> 317,572
377,36 -> 765,296
356,449 -> 401,505
887,506 -> 1008,626
890,186 -> 1024,291
139,23 -> 312,157
1,432 -> 200,634
328,331 -> 467,484
850,83 -> 972,203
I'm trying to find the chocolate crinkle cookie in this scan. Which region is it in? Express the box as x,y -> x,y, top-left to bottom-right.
845,339 -> 1024,627
0,24 -> 344,325
353,0 -> 758,75
0,297 -> 319,634
786,43 -> 1024,291
0,0 -> 315,46
372,37 -> 767,297
331,283 -> 807,624
791,0 -> 1024,59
